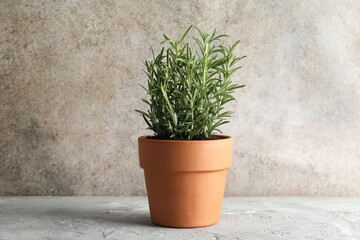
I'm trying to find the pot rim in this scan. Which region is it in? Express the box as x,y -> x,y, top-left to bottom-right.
138,135 -> 231,143
138,134 -> 232,172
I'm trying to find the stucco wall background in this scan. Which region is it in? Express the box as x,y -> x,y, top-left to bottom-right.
0,0 -> 359,196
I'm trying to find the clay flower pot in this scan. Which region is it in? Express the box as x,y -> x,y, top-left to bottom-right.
138,135 -> 232,228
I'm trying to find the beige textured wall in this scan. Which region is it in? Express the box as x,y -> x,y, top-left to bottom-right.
1,0 -> 359,196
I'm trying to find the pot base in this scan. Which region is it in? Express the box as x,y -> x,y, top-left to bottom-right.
151,220 -> 219,228
144,170 -> 228,228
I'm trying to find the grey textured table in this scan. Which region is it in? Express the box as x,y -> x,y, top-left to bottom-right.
0,197 -> 359,240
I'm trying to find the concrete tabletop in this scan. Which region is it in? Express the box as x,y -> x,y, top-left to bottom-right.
0,197 -> 359,240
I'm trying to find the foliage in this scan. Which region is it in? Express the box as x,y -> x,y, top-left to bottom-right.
136,26 -> 245,140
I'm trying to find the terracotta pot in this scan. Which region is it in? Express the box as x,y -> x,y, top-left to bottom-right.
138,135 -> 232,228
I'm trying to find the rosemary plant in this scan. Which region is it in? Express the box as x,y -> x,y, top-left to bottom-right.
136,26 -> 245,140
